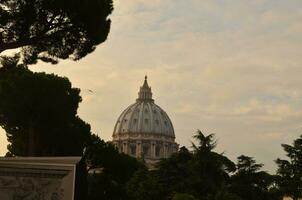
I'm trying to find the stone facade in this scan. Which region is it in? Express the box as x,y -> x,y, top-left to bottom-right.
113,133 -> 178,160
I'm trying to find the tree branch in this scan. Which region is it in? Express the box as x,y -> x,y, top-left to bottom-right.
0,26 -> 75,54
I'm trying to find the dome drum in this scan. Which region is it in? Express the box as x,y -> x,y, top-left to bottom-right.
113,139 -> 178,160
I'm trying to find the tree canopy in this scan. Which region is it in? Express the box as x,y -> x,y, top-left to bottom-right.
0,0 -> 113,64
230,155 -> 278,200
85,134 -> 141,200
126,131 -> 238,200
0,56 -> 91,156
189,130 -> 236,199
276,135 -> 302,200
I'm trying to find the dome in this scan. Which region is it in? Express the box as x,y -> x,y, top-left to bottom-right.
112,76 -> 178,162
113,76 -> 175,138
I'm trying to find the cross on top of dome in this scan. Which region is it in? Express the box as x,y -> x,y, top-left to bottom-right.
137,76 -> 153,102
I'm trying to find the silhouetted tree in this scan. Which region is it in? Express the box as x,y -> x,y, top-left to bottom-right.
126,130 -> 237,200
156,146 -> 193,197
0,0 -> 113,64
172,193 -> 198,200
126,166 -> 164,200
85,134 -> 140,183
126,147 -> 192,200
276,135 -> 302,200
85,134 -> 141,200
230,155 -> 279,200
213,188 -> 242,200
0,56 -> 91,156
190,130 -> 236,199
88,172 -> 128,200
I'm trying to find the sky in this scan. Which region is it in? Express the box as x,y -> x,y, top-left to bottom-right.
1,0 -> 302,172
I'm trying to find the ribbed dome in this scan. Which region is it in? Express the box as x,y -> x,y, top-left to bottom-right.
113,76 -> 175,137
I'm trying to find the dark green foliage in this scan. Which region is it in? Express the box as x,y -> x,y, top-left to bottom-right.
126,130 -> 237,200
126,166 -> 164,200
190,130 -> 236,199
0,57 -> 91,156
230,155 -> 279,200
85,134 -> 141,183
126,147 -> 193,200
276,135 -> 302,200
156,146 -> 193,196
0,0 -> 113,64
88,173 -> 128,200
85,134 -> 141,200
213,188 -> 242,200
172,193 -> 198,200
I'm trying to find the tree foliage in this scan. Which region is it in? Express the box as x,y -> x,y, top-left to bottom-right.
85,134 -> 141,200
0,56 -> 91,156
230,155 -> 279,200
0,0 -> 113,64
172,193 -> 198,200
276,135 -> 302,200
126,167 -> 164,200
85,134 -> 140,183
126,130 -> 238,200
190,130 -> 236,199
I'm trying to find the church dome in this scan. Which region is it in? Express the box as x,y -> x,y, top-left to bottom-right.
113,76 -> 175,138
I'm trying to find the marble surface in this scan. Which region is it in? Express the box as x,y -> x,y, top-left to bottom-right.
0,157 -> 81,200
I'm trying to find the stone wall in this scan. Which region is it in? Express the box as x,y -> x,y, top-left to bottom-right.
0,157 -> 81,200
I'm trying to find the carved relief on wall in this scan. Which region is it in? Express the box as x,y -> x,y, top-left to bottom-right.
0,168 -> 68,200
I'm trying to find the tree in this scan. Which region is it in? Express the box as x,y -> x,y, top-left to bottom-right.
190,130 -> 236,199
213,189 -> 242,200
0,0 -> 113,64
127,131 -> 237,200
0,56 -> 91,156
125,147 -> 193,200
85,134 -> 141,200
276,135 -> 302,200
126,166 -> 164,200
156,146 -> 193,197
85,134 -> 140,183
172,193 -> 198,200
230,155 -> 278,200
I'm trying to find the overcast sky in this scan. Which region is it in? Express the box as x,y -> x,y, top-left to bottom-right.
1,0 -> 302,172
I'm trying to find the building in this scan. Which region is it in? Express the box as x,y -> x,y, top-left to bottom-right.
112,76 -> 178,164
